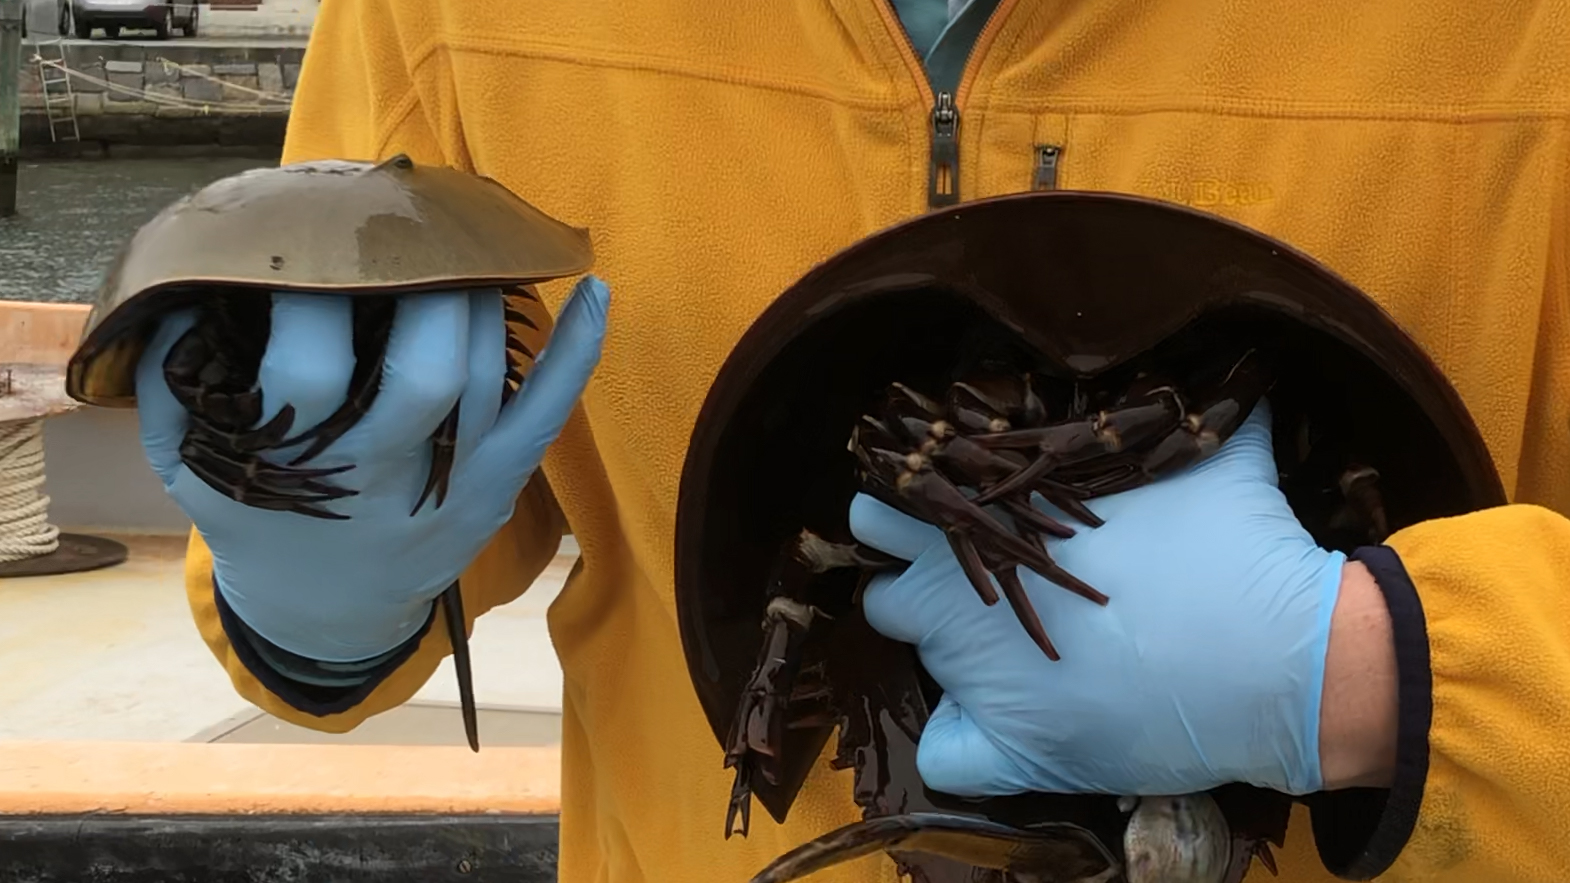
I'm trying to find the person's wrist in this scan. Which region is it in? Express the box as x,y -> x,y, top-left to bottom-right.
1317,560 -> 1399,789
215,569 -> 437,663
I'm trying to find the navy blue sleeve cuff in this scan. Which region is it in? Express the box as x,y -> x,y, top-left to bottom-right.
1303,545 -> 1433,880
212,577 -> 434,717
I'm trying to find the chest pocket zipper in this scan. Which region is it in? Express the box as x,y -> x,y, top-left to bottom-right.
1033,144 -> 1062,191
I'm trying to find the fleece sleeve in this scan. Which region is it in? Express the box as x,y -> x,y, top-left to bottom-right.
1305,148 -> 1570,881
1299,508 -> 1570,881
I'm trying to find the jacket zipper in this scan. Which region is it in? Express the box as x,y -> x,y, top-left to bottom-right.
875,0 -> 1019,210
1033,144 -> 1061,190
929,92 -> 960,206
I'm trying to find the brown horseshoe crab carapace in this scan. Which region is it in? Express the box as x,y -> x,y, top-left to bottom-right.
65,155 -> 596,752
673,191 -> 1505,883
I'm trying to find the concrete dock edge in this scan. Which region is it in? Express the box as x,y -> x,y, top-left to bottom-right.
0,742 -> 565,881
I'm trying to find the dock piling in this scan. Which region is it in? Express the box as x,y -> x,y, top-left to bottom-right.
0,0 -> 21,217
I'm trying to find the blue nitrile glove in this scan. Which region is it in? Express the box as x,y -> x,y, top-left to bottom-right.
850,400 -> 1346,798
135,277 -> 609,663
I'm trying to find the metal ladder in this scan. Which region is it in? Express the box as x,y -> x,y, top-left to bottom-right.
31,37 -> 79,143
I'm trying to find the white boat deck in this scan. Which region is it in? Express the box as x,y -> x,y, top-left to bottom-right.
0,532 -> 572,748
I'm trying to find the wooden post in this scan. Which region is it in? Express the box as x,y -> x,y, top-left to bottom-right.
0,0 -> 21,218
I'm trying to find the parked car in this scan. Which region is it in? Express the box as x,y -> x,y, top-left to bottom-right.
72,0 -> 200,39
19,0 -> 73,38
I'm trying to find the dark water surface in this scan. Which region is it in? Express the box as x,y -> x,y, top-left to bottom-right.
0,157 -> 274,303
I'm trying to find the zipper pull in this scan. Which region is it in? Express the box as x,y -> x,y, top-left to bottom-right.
1033,144 -> 1061,191
928,91 -> 960,207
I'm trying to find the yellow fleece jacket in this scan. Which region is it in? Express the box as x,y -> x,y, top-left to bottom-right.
182,1 -> 1570,881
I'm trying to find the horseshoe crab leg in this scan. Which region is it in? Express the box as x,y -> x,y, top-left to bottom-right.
947,530 -> 1001,606
505,329 -> 535,361
873,449 -> 1109,607
944,381 -> 1015,434
722,531 -> 901,838
1137,350 -> 1273,478
503,305 -> 538,329
223,404 -> 299,454
854,447 -> 1106,660
747,813 -> 1121,883
180,435 -> 357,493
950,373 -> 1046,427
970,394 -> 1182,506
278,297 -> 397,467
1336,463 -> 1390,543
895,417 -> 1079,540
179,447 -> 356,520
1032,479 -> 1106,528
1001,496 -> 1078,540
411,404 -> 461,515
724,603 -> 828,840
996,566 -> 1059,660
887,382 -> 945,419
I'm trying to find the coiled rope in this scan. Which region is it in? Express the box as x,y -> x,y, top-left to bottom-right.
0,419 -> 61,564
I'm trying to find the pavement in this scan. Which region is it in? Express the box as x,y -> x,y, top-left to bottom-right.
0,533 -> 574,747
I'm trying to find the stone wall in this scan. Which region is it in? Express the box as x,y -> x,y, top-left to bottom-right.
16,40 -> 302,154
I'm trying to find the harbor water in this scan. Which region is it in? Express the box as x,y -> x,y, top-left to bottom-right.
0,156 -> 273,303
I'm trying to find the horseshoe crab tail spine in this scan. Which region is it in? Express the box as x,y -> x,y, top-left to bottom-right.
439,583 -> 480,753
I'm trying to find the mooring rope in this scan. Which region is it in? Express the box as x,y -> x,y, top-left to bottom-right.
0,419 -> 61,563
152,57 -> 291,103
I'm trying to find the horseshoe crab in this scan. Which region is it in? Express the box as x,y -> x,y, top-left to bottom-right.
673,191 -> 1505,883
65,155 -> 595,751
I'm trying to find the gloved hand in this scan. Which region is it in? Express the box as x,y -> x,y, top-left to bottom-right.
849,400 -> 1346,798
135,277 -> 609,663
